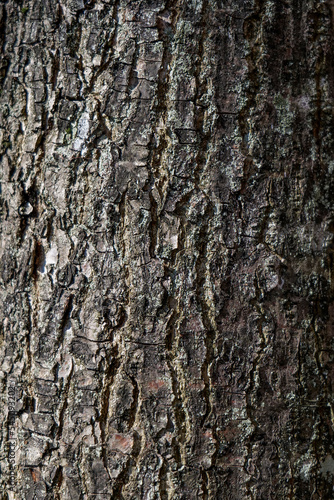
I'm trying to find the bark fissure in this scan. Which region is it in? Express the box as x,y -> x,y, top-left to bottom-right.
1,0 -> 334,497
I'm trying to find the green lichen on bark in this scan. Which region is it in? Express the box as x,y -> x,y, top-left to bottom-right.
0,0 -> 333,499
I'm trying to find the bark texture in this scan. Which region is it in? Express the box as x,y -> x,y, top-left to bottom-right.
0,0 -> 334,498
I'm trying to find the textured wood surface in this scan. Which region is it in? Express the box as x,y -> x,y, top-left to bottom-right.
0,0 -> 334,498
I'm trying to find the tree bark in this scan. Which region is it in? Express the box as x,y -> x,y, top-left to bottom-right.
0,0 -> 334,498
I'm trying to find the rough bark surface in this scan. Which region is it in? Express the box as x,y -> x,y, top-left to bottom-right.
0,0 -> 334,498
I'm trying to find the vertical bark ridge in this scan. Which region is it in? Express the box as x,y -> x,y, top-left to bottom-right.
0,0 -> 334,498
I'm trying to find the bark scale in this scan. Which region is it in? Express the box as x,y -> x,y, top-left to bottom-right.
0,0 -> 333,498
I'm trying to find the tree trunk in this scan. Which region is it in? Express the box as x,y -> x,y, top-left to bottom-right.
0,0 -> 333,498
